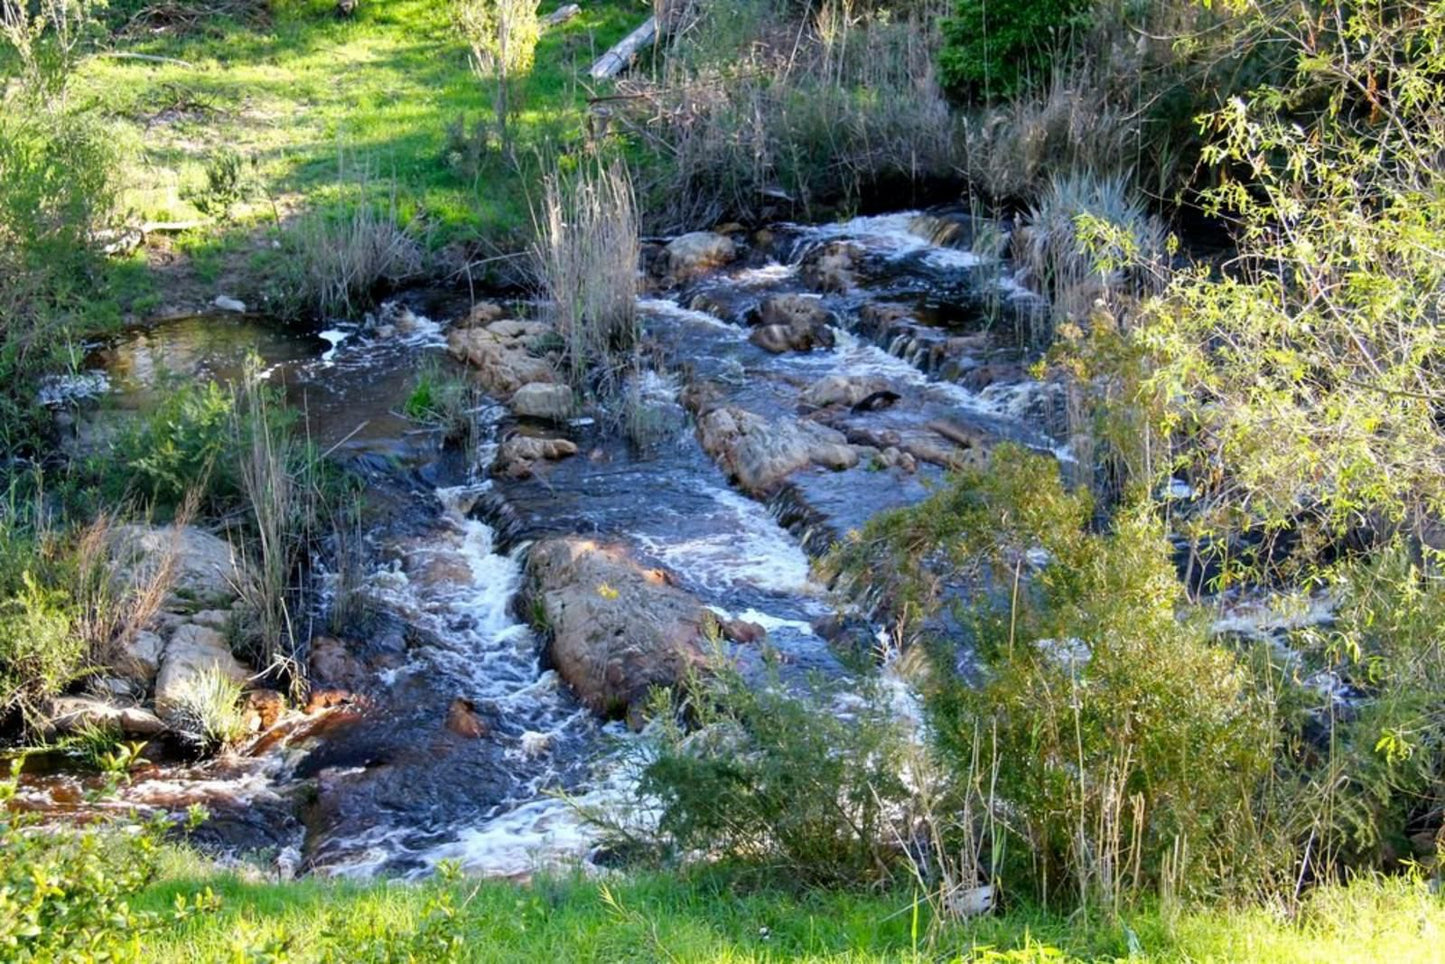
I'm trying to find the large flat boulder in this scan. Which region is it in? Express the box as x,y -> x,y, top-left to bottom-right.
108,524 -> 242,610
695,406 -> 858,496
526,538 -> 712,718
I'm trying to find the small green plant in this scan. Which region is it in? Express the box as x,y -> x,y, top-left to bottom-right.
183,147 -> 252,221
403,362 -> 480,447
162,666 -> 249,750
113,380 -> 239,511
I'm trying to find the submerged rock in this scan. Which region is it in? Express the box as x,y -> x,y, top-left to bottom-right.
526,537 -> 713,718
494,435 -> 579,479
695,405 -> 858,496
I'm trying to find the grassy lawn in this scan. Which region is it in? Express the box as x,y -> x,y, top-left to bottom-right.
76,0 -> 643,305
133,860 -> 1445,962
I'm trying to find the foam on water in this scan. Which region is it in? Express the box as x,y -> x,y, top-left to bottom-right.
37,371 -> 110,406
419,731 -> 648,878
731,262 -> 798,286
638,297 -> 737,331
636,483 -> 818,597
798,212 -> 986,270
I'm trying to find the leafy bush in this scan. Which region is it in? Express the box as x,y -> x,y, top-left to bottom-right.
0,571 -> 83,729
613,661 -> 914,888
113,381 -> 241,512
0,762 -> 217,959
1071,0 -> 1445,580
831,448 -> 1281,906
1285,542 -> 1445,871
939,0 -> 1092,100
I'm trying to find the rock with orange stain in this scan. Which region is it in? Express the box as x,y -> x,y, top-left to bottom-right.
444,697 -> 490,739
524,537 -> 714,720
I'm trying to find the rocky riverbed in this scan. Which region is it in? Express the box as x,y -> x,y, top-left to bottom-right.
14,209 -> 1082,879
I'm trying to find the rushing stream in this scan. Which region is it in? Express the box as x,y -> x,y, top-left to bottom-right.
20,209 -> 1076,878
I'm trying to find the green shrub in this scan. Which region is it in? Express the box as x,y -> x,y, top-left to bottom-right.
613,661 -> 914,888
112,380 -> 241,512
939,0 -> 1093,100
1285,541 -> 1445,871
0,571 -> 84,729
183,147 -> 252,222
0,762 -> 216,959
831,448 -> 1281,906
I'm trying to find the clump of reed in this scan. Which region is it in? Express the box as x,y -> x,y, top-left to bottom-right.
532,156 -> 639,389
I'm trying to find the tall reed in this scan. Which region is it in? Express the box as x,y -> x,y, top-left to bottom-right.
533,157 -> 639,388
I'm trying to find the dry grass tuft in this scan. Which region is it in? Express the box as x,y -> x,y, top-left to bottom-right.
533,156 -> 639,388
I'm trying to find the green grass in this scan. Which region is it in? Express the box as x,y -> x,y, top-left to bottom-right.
79,0 -> 642,265
132,861 -> 1445,962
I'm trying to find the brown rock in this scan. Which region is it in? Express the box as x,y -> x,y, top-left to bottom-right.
660,232 -> 737,282
462,301 -> 505,328
244,689 -> 286,732
756,293 -> 833,330
493,435 -> 579,478
445,697 -> 490,739
447,318 -> 559,398
801,240 -> 862,292
310,635 -> 370,690
526,538 -> 714,717
720,618 -> 767,645
694,406 -> 858,495
305,689 -> 356,714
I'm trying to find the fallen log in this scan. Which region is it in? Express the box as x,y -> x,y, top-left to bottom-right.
543,3 -> 580,28
588,15 -> 656,79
